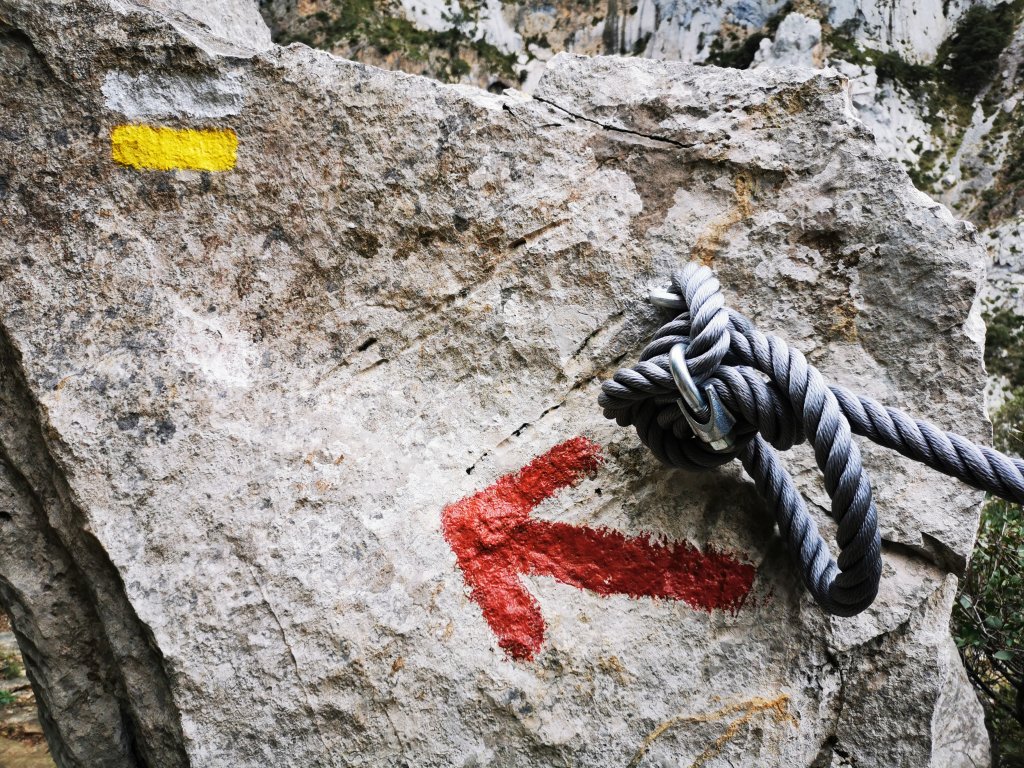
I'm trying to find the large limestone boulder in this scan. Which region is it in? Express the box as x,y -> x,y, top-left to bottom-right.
0,1 -> 992,765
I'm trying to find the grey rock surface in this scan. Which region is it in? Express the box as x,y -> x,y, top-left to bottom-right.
144,0 -> 273,53
0,0 -> 992,765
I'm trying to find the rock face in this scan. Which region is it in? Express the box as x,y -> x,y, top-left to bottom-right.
259,0 -> 1024,324
0,1 -> 993,765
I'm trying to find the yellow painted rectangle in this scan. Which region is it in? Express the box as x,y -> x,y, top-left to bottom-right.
111,125 -> 237,171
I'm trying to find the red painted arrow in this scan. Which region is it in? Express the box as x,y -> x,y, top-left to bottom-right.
442,437 -> 756,661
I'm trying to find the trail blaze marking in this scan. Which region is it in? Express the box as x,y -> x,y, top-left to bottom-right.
441,437 -> 756,661
111,125 -> 237,171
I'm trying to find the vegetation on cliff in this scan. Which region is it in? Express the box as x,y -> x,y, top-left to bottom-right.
954,303 -> 1024,766
264,0 -> 519,85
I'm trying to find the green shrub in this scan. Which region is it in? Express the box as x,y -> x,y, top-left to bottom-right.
937,3 -> 1018,104
954,306 -> 1024,764
705,32 -> 766,69
873,51 -> 933,95
954,448 -> 1024,763
0,652 -> 20,681
985,307 -> 1024,390
704,5 -> 788,69
273,0 -> 518,83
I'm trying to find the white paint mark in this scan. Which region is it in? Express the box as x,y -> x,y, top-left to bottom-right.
102,71 -> 245,120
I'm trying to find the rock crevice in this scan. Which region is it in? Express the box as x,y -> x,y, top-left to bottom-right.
0,328 -> 188,768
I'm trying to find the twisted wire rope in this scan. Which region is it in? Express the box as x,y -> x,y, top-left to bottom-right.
599,263 -> 1024,615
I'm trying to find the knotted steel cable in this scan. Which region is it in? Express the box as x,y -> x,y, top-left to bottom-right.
599,262 -> 1024,616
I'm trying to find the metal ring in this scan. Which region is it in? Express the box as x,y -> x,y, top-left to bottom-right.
668,344 -> 708,419
649,287 -> 686,311
668,343 -> 737,452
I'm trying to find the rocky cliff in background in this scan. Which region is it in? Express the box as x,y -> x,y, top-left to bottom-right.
0,0 -> 996,765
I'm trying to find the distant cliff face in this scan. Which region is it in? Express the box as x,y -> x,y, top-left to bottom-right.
259,0 -> 1024,315
257,0 -> 973,87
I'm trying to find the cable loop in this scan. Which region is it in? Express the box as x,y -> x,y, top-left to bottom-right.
600,262 -> 1024,616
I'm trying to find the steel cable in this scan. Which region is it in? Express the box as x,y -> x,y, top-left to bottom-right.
599,263 -> 1021,615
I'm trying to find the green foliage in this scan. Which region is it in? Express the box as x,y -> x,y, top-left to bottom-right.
873,51 -> 933,95
936,3 -> 1018,104
994,390 -> 1024,459
704,5 -> 787,69
705,32 -> 766,69
823,19 -> 861,61
974,26 -> 1024,223
954,306 -> 1024,764
823,22 -> 937,102
829,3 -> 1019,106
311,0 -> 372,42
986,307 -> 1024,389
955,491 -> 1024,764
275,0 -> 518,83
824,26 -> 937,100
824,5 -> 1021,201
906,147 -> 942,190
0,690 -> 13,707
0,652 -> 19,681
